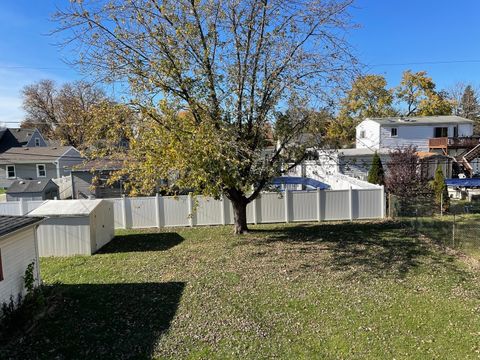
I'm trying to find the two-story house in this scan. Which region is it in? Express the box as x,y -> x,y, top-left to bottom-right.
355,116 -> 475,152
0,146 -> 84,188
355,115 -> 480,176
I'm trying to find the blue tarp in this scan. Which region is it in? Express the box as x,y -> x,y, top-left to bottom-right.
445,178 -> 480,187
271,177 -> 330,190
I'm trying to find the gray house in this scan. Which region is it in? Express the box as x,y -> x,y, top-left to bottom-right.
0,146 -> 84,188
8,128 -> 48,147
71,159 -> 124,199
0,128 -> 48,152
6,179 -> 59,201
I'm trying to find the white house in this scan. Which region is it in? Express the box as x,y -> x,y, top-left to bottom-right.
0,216 -> 43,307
356,116 -> 474,152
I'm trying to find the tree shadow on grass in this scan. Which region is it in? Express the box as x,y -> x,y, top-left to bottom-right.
253,221 -> 460,278
98,232 -> 184,254
1,282 -> 185,360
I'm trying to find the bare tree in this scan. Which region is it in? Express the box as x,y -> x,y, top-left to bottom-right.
21,80 -> 108,148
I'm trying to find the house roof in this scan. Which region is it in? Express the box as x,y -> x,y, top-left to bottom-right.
7,179 -> 58,194
365,115 -> 474,126
28,199 -> 104,217
0,146 -> 78,164
72,158 -> 124,172
0,128 -> 22,152
0,215 -> 44,238
8,128 -> 36,145
337,148 -> 390,157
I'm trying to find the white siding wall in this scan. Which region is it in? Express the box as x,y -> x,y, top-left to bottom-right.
0,227 -> 40,306
380,123 -> 474,151
37,217 -> 91,256
356,120 -> 381,149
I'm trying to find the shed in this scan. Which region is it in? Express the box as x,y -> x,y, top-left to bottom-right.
6,179 -> 59,202
28,199 -> 114,256
0,216 -> 43,307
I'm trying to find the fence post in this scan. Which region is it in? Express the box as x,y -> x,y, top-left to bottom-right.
348,186 -> 353,221
284,189 -> 290,223
122,196 -> 128,229
380,185 -> 385,218
155,193 -> 162,228
252,196 -> 258,225
188,193 -> 194,227
19,198 -> 27,215
220,194 -> 226,226
316,188 -> 321,222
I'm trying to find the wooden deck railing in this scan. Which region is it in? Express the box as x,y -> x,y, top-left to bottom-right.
429,137 -> 480,149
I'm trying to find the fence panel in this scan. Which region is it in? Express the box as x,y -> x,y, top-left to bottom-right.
291,191 -> 318,222
0,202 -> 21,215
129,197 -> 157,229
107,199 -> 124,229
195,196 -> 222,226
163,196 -> 190,227
354,189 -> 382,219
323,190 -> 350,221
258,192 -> 285,223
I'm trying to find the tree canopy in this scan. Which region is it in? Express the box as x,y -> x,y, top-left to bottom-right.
55,0 -> 357,233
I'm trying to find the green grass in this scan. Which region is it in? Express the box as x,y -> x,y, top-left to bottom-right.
410,214 -> 480,259
3,221 -> 480,359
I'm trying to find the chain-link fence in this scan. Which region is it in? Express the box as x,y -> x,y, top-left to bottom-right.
389,194 -> 480,259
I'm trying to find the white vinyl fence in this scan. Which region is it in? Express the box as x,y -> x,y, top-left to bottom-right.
0,188 -> 385,229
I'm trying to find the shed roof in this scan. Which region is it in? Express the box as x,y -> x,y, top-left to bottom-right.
7,179 -> 58,194
365,115 -> 473,126
28,199 -> 104,217
445,178 -> 480,188
0,215 -> 44,238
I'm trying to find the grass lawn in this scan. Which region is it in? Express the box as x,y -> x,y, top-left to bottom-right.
2,221 -> 480,359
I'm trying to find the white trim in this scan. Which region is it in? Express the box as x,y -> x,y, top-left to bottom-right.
6,165 -> 16,179
36,164 -> 46,178
0,219 -> 44,240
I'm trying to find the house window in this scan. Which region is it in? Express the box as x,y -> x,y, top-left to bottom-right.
390,128 -> 398,137
434,127 -> 448,138
0,249 -> 3,281
34,138 -> 41,147
36,164 -> 46,178
6,165 -> 15,179
359,130 -> 366,139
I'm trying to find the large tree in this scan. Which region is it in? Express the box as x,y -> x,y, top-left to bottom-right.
459,85 -> 480,133
55,0 -> 356,234
331,74 -> 396,144
21,80 -> 109,148
395,70 -> 452,116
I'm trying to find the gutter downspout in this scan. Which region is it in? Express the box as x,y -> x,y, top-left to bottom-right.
55,161 -> 61,178
33,224 -> 42,286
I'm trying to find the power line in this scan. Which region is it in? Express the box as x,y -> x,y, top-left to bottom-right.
368,59 -> 480,68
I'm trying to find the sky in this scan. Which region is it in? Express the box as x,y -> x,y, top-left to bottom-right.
1,0 -> 480,125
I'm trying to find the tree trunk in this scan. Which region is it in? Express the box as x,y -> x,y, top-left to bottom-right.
231,199 -> 249,235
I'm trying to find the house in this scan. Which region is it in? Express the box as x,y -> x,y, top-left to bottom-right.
71,159 -> 124,199
356,116 -> 480,177
356,116 -> 475,152
0,216 -> 43,307
0,146 -> 84,189
0,128 -> 47,152
6,179 -> 59,202
8,128 -> 48,148
28,199 -> 114,256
